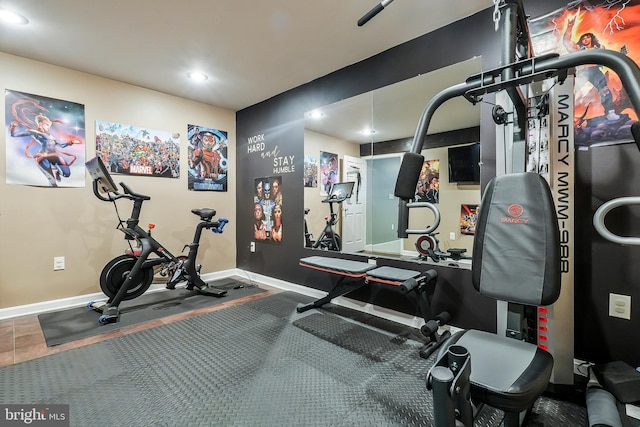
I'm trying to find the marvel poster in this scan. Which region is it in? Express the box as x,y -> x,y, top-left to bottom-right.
187,124 -> 228,191
95,120 -> 180,178
5,89 -> 85,187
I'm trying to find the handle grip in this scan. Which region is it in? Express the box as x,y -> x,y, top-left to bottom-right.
593,197 -> 640,245
358,3 -> 384,26
404,202 -> 441,235
357,0 -> 394,26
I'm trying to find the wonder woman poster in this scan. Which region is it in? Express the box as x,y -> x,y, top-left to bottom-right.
530,0 -> 640,147
5,89 -> 85,187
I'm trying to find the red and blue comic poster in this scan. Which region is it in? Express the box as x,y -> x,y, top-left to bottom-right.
5,89 -> 85,187
530,0 -> 640,147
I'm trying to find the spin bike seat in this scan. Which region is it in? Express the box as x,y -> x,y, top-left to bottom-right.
191,208 -> 216,221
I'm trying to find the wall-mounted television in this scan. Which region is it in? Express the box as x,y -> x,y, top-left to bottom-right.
448,143 -> 480,184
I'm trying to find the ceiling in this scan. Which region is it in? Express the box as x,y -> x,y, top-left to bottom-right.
0,0 -> 492,112
304,57 -> 483,144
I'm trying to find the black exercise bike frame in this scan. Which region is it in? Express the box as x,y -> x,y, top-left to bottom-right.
90,177 -> 228,324
312,198 -> 343,251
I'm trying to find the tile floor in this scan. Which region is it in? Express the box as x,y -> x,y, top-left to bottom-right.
0,289 -> 277,369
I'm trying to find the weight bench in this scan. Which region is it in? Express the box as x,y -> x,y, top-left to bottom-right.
297,256 -> 377,313
298,255 -> 450,358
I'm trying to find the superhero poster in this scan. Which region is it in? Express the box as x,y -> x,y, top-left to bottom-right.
187,124 -> 228,191
415,159 -> 440,204
253,176 -> 283,243
320,151 -> 338,196
303,154 -> 318,188
5,89 -> 85,187
95,120 -> 180,178
460,204 -> 479,236
529,0 -> 640,147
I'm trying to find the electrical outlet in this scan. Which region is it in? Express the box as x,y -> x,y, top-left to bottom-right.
449,232 -> 456,240
53,256 -> 65,271
250,242 -> 255,253
609,293 -> 631,320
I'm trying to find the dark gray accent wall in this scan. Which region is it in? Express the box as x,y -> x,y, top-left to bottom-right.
236,6 -> 504,333
236,0 -> 640,366
574,144 -> 640,366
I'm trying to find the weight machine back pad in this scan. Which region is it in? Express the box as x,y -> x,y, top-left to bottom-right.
472,172 -> 561,306
394,152 -> 425,200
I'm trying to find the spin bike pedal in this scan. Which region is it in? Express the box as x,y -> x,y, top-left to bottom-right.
87,301 -> 107,312
98,313 -> 120,325
89,303 -> 120,325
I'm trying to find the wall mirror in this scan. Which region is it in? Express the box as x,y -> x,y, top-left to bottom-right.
304,57 -> 483,265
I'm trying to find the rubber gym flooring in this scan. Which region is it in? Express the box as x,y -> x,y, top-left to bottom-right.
0,291 -> 588,426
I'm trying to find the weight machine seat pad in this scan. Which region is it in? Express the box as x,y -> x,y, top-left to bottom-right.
299,256 -> 376,278
472,172 -> 561,306
366,266 -> 420,286
439,329 -> 554,413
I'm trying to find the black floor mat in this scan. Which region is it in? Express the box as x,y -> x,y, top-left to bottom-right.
38,277 -> 263,346
4,292 -> 588,426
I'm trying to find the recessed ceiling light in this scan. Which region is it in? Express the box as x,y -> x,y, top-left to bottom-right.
309,110 -> 325,119
361,128 -> 376,136
187,71 -> 208,82
0,9 -> 29,25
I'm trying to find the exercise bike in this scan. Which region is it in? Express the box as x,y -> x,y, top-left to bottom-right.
304,208 -> 314,248
85,156 -> 228,325
311,181 -> 355,251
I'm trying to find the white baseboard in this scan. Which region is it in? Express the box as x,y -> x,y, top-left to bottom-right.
0,269 -> 239,320
0,267 -> 451,333
2,268 -> 590,376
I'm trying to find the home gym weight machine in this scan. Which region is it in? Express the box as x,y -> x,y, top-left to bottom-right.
360,0 -> 640,425
86,156 -> 229,325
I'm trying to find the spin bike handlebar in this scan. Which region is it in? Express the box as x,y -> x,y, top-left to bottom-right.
91,180 -> 150,203
91,178 -> 226,233
119,182 -> 151,201
91,180 -> 150,225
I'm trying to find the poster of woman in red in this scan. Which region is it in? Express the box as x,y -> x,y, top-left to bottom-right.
529,0 -> 640,147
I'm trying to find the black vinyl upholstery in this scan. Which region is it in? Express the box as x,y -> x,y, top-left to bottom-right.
437,173 -> 561,421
